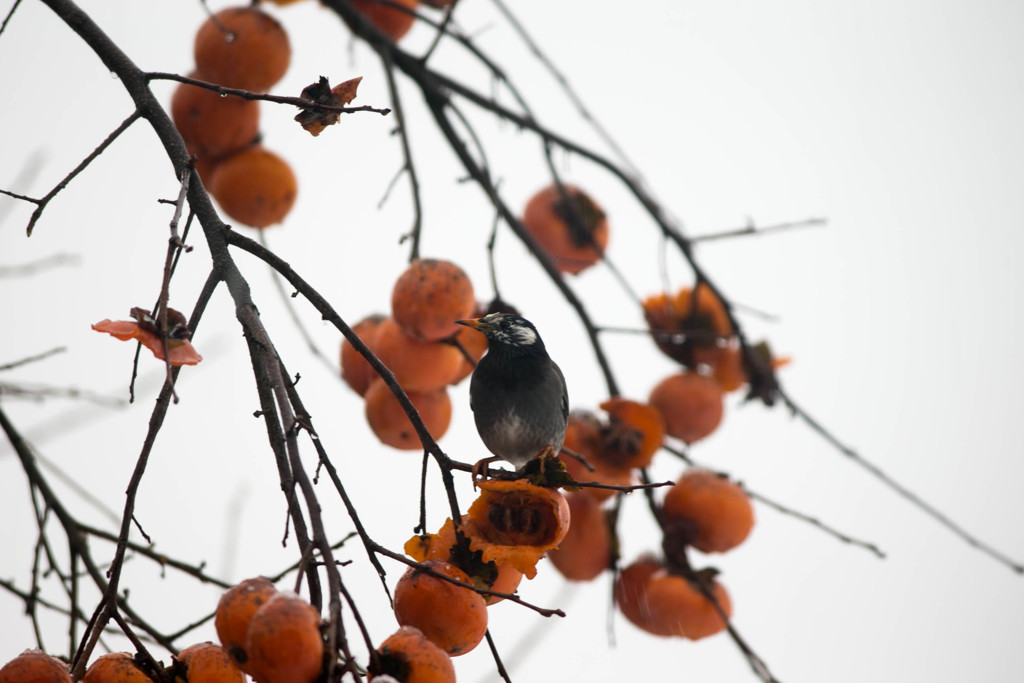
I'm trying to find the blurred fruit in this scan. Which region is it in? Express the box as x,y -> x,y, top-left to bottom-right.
170,76 -> 260,171
194,7 -> 291,92
176,642 -> 245,683
364,378 -> 452,449
215,577 -> 278,673
208,146 -> 297,228
559,410 -> 634,503
245,593 -> 323,683
547,490 -> 612,581
662,470 -> 754,553
82,653 -> 150,683
598,397 -> 665,470
350,0 -> 419,42
615,558 -> 731,640
643,284 -> 733,368
521,184 -> 608,274
393,560 -> 488,656
391,259 -> 476,342
0,649 -> 71,683
340,314 -> 386,396
372,317 -> 463,392
648,372 -> 725,444
369,626 -> 455,683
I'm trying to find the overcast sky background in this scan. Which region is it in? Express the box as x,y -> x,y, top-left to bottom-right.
1,1 -> 1023,682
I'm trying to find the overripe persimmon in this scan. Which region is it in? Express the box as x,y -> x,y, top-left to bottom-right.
170,77 -> 260,171
521,184 -> 608,274
391,259 -> 476,342
393,560 -> 488,656
648,372 -> 725,444
598,397 -> 665,470
208,146 -> 297,228
0,650 -> 71,683
245,593 -> 323,683
643,284 -> 734,368
370,626 -> 455,683
615,558 -> 731,640
340,314 -> 386,396
82,653 -> 151,683
350,0 -> 419,42
176,642 -> 244,683
559,410 -> 634,503
662,469 -> 754,554
364,379 -> 452,449
547,490 -> 611,581
372,317 -> 463,392
214,577 -> 278,673
194,7 -> 291,92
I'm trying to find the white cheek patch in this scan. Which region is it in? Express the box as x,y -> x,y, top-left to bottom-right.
511,325 -> 537,346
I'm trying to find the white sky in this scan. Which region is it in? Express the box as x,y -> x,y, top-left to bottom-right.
1,1 -> 1023,682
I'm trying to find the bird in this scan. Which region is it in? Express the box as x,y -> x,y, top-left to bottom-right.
455,312 -> 568,478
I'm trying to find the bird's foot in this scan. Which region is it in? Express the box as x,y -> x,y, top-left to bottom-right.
471,455 -> 502,483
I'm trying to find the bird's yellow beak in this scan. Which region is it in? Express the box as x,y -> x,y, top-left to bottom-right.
455,318 -> 489,333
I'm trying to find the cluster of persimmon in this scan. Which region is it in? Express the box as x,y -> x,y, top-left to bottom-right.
521,183 -> 609,275
171,5 -> 297,228
340,258 -> 482,449
401,479 -> 570,657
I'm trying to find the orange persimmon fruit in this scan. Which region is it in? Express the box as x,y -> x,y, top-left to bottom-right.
648,372 -> 725,444
350,0 -> 419,42
340,314 -> 386,396
394,560 -> 488,656
245,592 -> 323,683
559,410 -> 635,503
662,469 -> 754,554
82,653 -> 151,683
364,378 -> 452,449
214,577 -> 278,673
521,184 -> 608,275
208,146 -> 297,228
391,259 -> 476,342
643,284 -> 734,368
598,397 -> 665,470
194,7 -> 291,92
170,76 -> 260,172
369,626 -> 455,683
372,317 -> 463,392
176,642 -> 245,683
0,650 -> 71,683
547,490 -> 611,581
615,557 -> 731,640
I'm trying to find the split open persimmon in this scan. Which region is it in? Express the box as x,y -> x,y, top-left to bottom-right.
521,184 -> 608,275
176,642 -> 244,683
0,650 -> 71,683
214,577 -> 278,673
370,626 -> 455,683
340,314 -> 385,396
208,145 -> 297,228
662,469 -> 754,554
350,0 -> 419,42
372,317 -> 463,392
82,653 -> 151,683
364,379 -> 452,449
194,7 -> 291,92
170,76 -> 260,171
394,560 -> 488,657
648,372 -> 725,444
245,592 -> 323,683
615,557 -> 731,640
547,490 -> 611,582
391,259 -> 476,342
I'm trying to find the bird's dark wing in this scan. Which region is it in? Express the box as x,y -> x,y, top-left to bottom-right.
552,360 -> 568,422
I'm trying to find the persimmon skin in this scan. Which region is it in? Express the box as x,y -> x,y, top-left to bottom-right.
209,146 -> 297,228
643,285 -> 733,368
522,184 -> 609,275
648,372 -> 725,444
170,77 -> 260,170
245,593 -> 323,683
642,571 -> 732,640
391,259 -> 476,342
394,560 -> 488,656
176,642 -> 245,683
468,480 -> 571,550
372,317 -> 463,392
547,490 -> 611,581
370,626 -> 455,683
214,577 -> 278,674
598,397 -> 665,470
662,470 -> 754,554
0,650 -> 71,683
364,379 -> 452,449
340,314 -> 386,396
82,653 -> 150,683
194,7 -> 291,92
559,411 -> 634,503
351,0 -> 419,42
614,556 -> 665,634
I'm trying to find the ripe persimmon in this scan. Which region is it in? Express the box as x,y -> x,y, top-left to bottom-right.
547,490 -> 612,581
82,653 -> 151,683
370,626 -> 455,683
394,560 -> 488,656
246,593 -> 323,683
521,184 -> 608,275
176,642 -> 244,683
214,577 -> 278,673
648,372 -> 725,444
559,410 -> 635,503
340,313 -> 386,396
170,76 -> 260,171
208,146 -> 297,228
194,7 -> 291,92
642,570 -> 732,640
643,284 -> 734,368
350,0 -> 419,42
372,317 -> 463,392
364,379 -> 452,449
0,650 -> 71,683
391,259 -> 476,342
662,469 -> 754,554
598,397 -> 665,470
